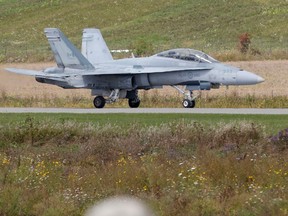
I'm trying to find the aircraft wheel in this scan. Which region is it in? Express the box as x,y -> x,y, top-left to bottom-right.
128,99 -> 140,108
190,100 -> 196,108
182,99 -> 193,108
93,96 -> 106,108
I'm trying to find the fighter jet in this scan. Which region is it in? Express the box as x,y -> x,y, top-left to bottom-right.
5,28 -> 264,108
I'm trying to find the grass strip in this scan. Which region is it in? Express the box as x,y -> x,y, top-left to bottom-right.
0,113 -> 287,134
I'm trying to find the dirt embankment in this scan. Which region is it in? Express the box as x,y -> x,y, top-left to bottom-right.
0,61 -> 287,98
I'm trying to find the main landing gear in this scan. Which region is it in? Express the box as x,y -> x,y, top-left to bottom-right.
93,89 -> 120,108
93,89 -> 141,108
172,85 -> 198,108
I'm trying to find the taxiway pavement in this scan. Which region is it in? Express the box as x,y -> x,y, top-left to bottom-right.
0,108 -> 287,114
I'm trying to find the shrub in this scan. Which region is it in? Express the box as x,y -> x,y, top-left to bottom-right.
238,33 -> 251,54
270,128 -> 288,151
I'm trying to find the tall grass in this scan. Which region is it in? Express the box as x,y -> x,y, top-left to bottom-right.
0,91 -> 288,108
0,118 -> 287,215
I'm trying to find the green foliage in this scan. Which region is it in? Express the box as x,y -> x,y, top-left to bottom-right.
0,118 -> 288,215
0,0 -> 288,62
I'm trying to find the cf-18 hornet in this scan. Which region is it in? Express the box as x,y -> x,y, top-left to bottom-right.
5,28 -> 264,108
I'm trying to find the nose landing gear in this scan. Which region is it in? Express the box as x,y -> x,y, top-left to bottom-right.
172,85 -> 198,108
182,99 -> 196,108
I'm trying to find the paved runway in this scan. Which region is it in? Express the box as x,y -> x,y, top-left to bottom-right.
0,108 -> 287,114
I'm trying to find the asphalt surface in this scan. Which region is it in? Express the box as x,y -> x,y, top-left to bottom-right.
0,108 -> 287,114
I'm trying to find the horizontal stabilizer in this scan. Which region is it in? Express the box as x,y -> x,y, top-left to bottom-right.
5,68 -> 44,76
5,68 -> 68,79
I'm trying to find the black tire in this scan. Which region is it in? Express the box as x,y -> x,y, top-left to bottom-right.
128,99 -> 140,108
93,96 -> 106,108
182,99 -> 192,108
190,100 -> 196,108
182,99 -> 196,108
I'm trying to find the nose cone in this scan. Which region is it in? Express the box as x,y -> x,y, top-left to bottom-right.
236,70 -> 265,85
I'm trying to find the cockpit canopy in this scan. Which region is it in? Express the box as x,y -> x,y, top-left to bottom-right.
155,48 -> 218,63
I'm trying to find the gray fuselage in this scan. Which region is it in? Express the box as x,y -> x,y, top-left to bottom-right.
42,55 -> 261,91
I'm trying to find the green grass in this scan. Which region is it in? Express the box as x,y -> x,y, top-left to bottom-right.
1,0 -> 288,62
0,113 -> 287,134
0,114 -> 288,215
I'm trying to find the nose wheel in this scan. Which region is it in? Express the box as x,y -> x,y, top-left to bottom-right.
182,99 -> 196,108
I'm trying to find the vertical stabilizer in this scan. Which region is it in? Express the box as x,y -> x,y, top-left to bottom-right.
44,28 -> 94,70
81,28 -> 113,64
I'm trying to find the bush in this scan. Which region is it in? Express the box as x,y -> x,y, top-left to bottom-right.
238,33 -> 251,54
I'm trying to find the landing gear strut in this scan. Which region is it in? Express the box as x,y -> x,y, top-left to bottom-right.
172,85 -> 198,108
106,89 -> 120,104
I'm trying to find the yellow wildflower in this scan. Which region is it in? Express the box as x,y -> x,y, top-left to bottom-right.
2,156 -> 10,165
143,185 -> 148,191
